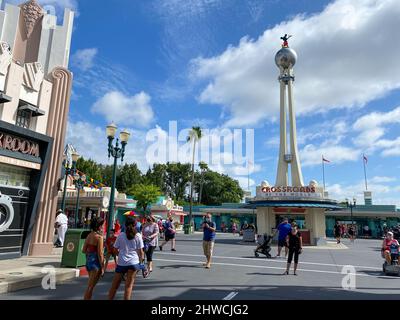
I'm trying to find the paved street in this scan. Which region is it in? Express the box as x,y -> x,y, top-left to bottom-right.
1,233 -> 399,300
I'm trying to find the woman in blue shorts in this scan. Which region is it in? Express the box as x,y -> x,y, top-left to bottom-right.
82,217 -> 105,300
108,217 -> 149,300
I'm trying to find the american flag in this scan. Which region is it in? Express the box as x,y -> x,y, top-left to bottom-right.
322,156 -> 330,163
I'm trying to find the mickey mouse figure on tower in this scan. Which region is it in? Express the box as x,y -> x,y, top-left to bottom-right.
281,34 -> 292,47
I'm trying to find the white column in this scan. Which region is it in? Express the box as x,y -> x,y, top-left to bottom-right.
276,80 -> 288,186
287,76 -> 304,187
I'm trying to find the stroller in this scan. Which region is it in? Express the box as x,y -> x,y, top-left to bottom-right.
254,233 -> 273,258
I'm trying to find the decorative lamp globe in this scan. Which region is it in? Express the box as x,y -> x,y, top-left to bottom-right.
106,122 -> 118,139
120,129 -> 130,143
71,152 -> 80,163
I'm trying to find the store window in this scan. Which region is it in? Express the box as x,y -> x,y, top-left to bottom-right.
16,109 -> 32,129
0,163 -> 31,188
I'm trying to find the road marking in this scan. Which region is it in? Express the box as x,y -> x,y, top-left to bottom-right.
154,252 -> 381,271
154,258 -> 397,279
222,292 -> 238,300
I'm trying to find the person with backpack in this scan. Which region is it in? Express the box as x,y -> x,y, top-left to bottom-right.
108,217 -> 149,300
159,217 -> 176,251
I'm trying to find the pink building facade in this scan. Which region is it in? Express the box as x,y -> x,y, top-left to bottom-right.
0,0 -> 74,258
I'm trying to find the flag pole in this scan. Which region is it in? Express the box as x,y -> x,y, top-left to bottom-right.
247,159 -> 250,192
322,155 -> 326,191
363,154 -> 368,191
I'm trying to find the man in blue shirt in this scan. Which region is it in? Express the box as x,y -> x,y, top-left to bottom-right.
274,218 -> 291,258
202,213 -> 216,269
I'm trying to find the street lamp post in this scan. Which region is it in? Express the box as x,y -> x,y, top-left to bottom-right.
346,197 -> 357,239
74,173 -> 85,228
61,151 -> 80,212
106,123 -> 130,241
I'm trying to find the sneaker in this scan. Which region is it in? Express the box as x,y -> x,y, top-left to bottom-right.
159,246 -> 163,251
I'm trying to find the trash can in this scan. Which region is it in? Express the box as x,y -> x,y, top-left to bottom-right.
184,224 -> 193,234
61,229 -> 91,268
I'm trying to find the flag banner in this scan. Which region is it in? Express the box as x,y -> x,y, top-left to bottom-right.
322,157 -> 330,163
363,155 -> 368,164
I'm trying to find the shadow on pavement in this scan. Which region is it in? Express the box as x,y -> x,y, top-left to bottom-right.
155,285 -> 400,300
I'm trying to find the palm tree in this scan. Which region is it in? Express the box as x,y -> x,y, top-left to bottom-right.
198,161 -> 208,204
187,127 -> 202,230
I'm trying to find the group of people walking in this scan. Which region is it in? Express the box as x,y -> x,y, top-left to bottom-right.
80,212 -> 217,300
56,207 -> 311,299
82,215 -> 162,300
334,221 -> 356,244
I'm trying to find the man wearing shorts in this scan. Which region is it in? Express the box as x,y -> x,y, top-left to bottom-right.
202,213 -> 216,269
275,218 -> 291,258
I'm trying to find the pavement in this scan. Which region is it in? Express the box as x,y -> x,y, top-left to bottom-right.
1,233 -> 399,300
0,248 -> 79,295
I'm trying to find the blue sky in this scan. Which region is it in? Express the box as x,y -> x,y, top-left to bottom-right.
18,0 -> 400,205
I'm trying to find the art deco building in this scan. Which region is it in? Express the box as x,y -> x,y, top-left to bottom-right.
0,0 -> 74,258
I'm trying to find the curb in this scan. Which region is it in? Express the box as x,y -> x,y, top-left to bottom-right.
0,268 -> 79,295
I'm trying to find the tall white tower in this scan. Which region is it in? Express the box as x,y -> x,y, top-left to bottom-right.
275,35 -> 304,187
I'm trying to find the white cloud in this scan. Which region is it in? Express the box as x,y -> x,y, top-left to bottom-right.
192,0 -> 400,126
66,121 -> 256,191
300,144 -> 360,167
66,121 -> 152,172
353,106 -> 400,156
71,48 -> 98,71
38,0 -> 78,10
326,181 -> 400,207
370,176 -> 396,183
91,91 -> 155,128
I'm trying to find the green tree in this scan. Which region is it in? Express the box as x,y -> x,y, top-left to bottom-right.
187,127 -> 202,225
198,161 -> 208,204
144,163 -> 168,193
76,158 -> 102,181
165,162 -> 191,201
116,163 -> 143,193
196,171 -> 244,205
128,184 -> 162,213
